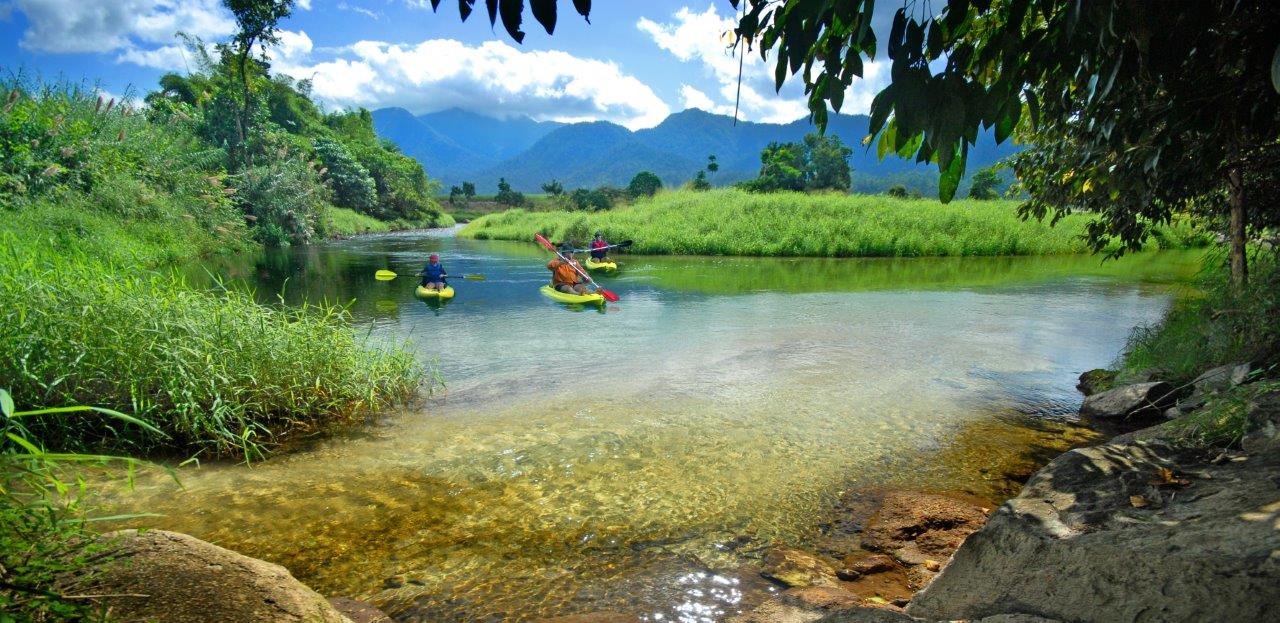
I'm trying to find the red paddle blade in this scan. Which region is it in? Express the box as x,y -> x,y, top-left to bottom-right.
534,233 -> 555,251
598,288 -> 620,302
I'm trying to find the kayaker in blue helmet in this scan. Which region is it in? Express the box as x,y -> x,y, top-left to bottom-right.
420,254 -> 448,291
548,244 -> 591,294
589,231 -> 609,261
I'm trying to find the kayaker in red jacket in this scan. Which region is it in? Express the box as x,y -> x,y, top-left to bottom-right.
589,232 -> 609,261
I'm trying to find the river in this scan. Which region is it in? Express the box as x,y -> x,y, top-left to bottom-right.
103,229 -> 1202,622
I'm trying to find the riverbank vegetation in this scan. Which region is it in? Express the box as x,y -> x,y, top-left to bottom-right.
1122,250 -> 1279,383
460,188 -> 1208,257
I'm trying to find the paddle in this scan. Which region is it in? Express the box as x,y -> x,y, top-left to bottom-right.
535,234 -> 620,302
374,269 -> 485,280
573,240 -> 633,254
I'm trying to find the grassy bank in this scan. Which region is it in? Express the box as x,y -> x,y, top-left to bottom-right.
1121,250 -> 1279,382
460,188 -> 1209,257
325,206 -> 455,237
1,82 -> 425,458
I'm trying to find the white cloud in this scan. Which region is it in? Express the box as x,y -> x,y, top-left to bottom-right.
272,38 -> 671,129
297,0 -> 312,10
679,84 -> 733,115
638,4 -> 889,122
11,0 -> 233,55
338,1 -> 381,20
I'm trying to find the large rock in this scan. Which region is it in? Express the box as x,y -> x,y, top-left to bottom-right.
87,529 -> 350,623
1192,362 -> 1253,394
860,492 -> 989,565
906,439 -> 1280,622
1079,381 -> 1176,418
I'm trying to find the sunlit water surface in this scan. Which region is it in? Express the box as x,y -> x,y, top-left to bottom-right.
102,231 -> 1202,621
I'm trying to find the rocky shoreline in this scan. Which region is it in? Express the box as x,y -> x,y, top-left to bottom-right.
77,363 -> 1279,622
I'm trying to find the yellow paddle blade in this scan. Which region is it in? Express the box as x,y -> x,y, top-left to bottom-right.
463,275 -> 486,280
375,270 -> 397,281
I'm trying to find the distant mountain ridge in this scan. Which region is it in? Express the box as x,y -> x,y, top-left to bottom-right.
372,107 -> 1019,194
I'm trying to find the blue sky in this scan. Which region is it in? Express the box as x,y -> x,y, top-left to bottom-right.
0,1 -> 895,129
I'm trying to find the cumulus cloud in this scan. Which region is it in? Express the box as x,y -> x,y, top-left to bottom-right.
10,0 -> 233,55
271,38 -> 671,129
638,4 -> 889,122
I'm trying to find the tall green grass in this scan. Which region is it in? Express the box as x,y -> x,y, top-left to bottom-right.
460,188 -> 1209,257
1121,250 -> 1280,382
0,240 -> 422,458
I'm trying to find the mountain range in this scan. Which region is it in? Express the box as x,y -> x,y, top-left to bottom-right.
372,107 -> 1019,194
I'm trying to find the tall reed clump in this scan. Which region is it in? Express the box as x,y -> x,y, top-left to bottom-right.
460,188 -> 1210,257
0,241 -> 422,459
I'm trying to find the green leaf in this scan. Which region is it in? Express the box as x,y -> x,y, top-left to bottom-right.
1272,44 -> 1280,94
938,144 -> 968,202
10,404 -> 166,437
573,0 -> 590,22
1,389 -> 12,418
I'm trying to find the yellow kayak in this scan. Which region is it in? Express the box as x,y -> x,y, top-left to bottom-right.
584,257 -> 617,272
415,285 -> 455,300
540,285 -> 604,305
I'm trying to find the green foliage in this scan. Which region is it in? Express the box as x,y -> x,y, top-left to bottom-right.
461,189 -> 1208,257
541,179 -> 564,196
740,133 -> 852,192
627,171 -> 662,198
706,154 -> 719,173
324,206 -> 392,236
1123,250 -> 1280,383
569,187 -> 611,212
495,177 -> 524,206
0,241 -> 422,459
887,185 -> 908,198
1164,380 -> 1280,448
803,133 -> 853,191
234,155 -> 328,245
968,167 -> 1001,200
690,170 -> 711,191
314,137 -> 376,214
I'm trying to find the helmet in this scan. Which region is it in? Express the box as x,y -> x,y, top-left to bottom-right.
594,231 -> 603,237
559,243 -> 573,253
429,254 -> 439,261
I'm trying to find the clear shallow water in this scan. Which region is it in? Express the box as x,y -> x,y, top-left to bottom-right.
105,231 -> 1202,621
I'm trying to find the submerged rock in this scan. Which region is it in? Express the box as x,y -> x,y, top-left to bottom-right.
1079,381 -> 1176,418
837,554 -> 896,580
905,438 -> 1280,622
761,548 -> 840,588
860,492 -> 989,565
87,529 -> 349,623
536,613 -> 639,623
328,597 -> 391,623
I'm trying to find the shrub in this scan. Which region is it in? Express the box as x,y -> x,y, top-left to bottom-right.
314,137 -> 376,214
627,171 -> 662,198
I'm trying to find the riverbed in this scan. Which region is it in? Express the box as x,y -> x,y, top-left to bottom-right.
103,230 -> 1202,622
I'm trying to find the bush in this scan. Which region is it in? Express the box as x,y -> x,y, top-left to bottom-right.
234,156 -> 329,245
314,137 -> 376,214
627,171 -> 662,198
495,177 -> 524,206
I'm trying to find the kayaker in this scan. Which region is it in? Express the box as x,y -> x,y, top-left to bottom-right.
589,231 -> 609,261
548,244 -> 591,294
420,254 -> 448,291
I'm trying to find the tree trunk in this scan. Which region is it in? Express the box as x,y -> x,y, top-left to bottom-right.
1227,165 -> 1248,290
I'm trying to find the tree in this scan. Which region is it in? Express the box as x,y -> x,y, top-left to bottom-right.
690,170 -> 711,191
706,154 -> 719,173
727,0 -> 1280,286
967,167 -> 1001,200
750,141 -> 806,192
569,188 -> 610,212
313,137 -> 376,214
223,0 -> 294,167
541,179 -> 564,196
449,185 -> 467,206
802,133 -> 852,191
887,185 -> 908,198
461,182 -> 476,201
627,171 -> 662,198
495,177 -> 524,206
